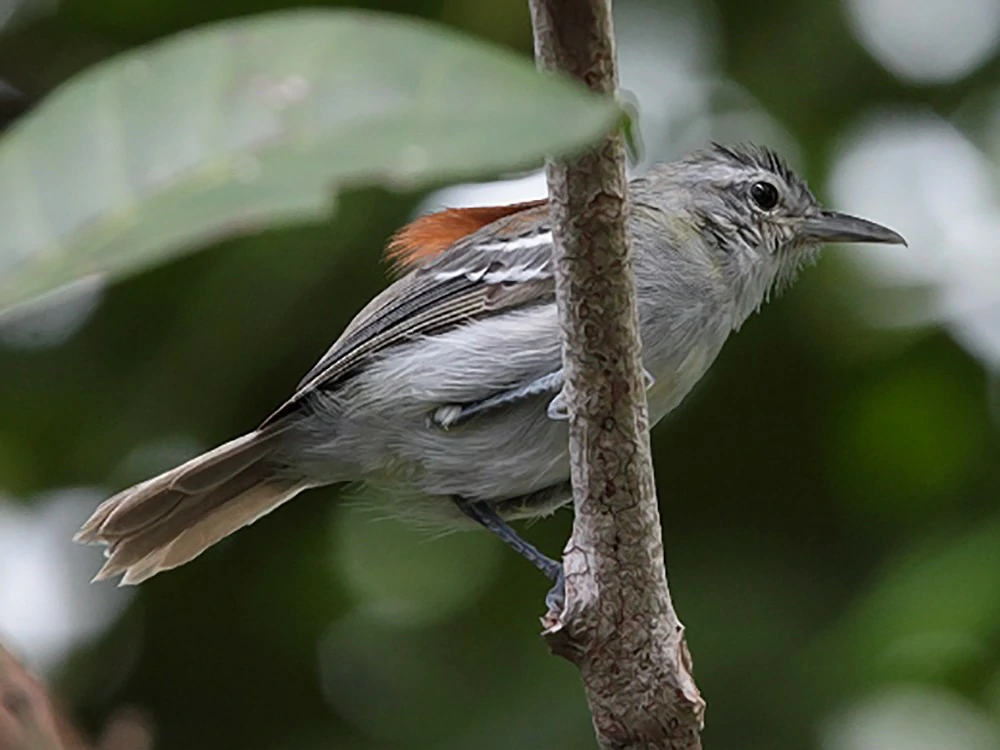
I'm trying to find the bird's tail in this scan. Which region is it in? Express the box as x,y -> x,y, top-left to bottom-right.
75,431 -> 310,585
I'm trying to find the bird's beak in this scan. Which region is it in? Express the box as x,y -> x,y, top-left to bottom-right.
801,210 -> 907,246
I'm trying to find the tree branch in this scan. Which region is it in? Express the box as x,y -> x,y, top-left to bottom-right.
527,1 -> 705,747
0,642 -> 153,750
1,643 -> 89,750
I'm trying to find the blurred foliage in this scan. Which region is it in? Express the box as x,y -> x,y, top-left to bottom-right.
0,9 -> 616,312
0,0 -> 999,750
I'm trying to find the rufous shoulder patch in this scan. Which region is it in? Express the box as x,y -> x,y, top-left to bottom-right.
386,199 -> 548,269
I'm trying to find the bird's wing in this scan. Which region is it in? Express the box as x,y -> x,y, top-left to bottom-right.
260,202 -> 555,427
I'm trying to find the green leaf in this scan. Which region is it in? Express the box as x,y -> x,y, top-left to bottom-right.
618,89 -> 645,167
0,9 -> 619,313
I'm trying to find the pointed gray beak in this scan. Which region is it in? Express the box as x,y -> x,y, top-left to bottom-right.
801,210 -> 907,246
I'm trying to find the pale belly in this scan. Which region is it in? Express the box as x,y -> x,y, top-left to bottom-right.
295,308 -> 731,521
328,338 -> 729,522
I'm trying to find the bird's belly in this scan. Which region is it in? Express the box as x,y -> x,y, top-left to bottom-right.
353,342 -> 724,507
292,304 -> 569,509
384,396 -> 571,502
305,393 -> 570,525
296,320 -> 728,522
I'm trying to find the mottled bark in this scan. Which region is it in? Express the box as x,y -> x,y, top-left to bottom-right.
527,1 -> 705,748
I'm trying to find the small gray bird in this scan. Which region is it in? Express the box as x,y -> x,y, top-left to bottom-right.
76,144 -> 905,588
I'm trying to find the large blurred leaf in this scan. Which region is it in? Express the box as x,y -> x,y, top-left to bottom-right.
0,9 -> 619,313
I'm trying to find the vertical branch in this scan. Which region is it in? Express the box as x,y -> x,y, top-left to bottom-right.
527,1 -> 705,748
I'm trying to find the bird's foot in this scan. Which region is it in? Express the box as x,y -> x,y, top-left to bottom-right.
544,564 -> 565,613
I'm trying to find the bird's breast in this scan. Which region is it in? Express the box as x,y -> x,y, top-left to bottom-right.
644,330 -> 730,425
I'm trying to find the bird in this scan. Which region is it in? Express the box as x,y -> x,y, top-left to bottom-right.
75,143 -> 906,591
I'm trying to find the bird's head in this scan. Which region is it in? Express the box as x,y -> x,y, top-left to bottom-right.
637,143 -> 906,302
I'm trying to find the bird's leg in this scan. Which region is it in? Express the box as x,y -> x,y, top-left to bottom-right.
546,367 -> 656,420
432,371 -> 565,429
433,368 -> 656,428
456,500 -> 560,579
455,499 -> 565,610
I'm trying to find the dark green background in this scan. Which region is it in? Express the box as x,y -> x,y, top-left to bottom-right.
2,0 -> 999,748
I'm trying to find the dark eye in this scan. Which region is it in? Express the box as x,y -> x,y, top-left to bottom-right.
750,181 -> 779,210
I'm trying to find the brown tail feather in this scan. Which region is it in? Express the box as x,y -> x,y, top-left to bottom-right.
75,431 -> 311,585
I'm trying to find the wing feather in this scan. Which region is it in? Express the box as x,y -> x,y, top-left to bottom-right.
260,206 -> 554,427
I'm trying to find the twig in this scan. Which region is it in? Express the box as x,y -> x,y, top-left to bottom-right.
527,1 -> 705,747
0,642 -> 153,750
0,643 -> 88,750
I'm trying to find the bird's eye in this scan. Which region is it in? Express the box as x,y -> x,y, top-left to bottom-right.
749,181 -> 779,211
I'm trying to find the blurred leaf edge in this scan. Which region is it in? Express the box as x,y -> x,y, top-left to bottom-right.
0,8 -> 621,315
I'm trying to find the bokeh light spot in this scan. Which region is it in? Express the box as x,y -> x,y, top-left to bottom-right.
0,489 -> 133,674
821,685 -> 1000,750
829,114 -> 1000,369
844,0 -> 1000,84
